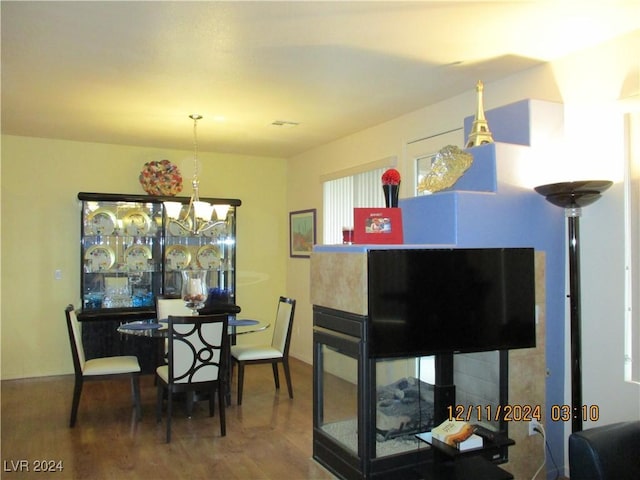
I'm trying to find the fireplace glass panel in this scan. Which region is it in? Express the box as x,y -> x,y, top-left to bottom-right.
454,351 -> 502,432
319,345 -> 359,454
374,357 -> 436,457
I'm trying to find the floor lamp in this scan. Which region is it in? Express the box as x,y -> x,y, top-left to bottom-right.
534,180 -> 612,432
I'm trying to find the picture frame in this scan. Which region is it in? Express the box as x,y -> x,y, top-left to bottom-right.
289,209 -> 316,258
353,208 -> 404,244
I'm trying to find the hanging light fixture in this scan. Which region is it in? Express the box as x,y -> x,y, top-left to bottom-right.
163,114 -> 230,235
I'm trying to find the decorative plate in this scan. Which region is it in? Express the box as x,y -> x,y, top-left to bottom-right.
86,208 -> 117,236
85,245 -> 116,272
196,245 -> 221,270
165,244 -> 191,271
123,209 -> 152,236
139,159 -> 183,196
167,217 -> 193,237
202,221 -> 227,238
124,244 -> 152,271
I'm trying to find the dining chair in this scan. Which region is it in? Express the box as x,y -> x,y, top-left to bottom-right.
155,314 -> 229,443
156,296 -> 193,321
230,296 -> 296,406
155,296 -> 192,361
64,304 -> 141,428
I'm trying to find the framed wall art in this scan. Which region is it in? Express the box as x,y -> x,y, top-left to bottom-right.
289,209 -> 316,258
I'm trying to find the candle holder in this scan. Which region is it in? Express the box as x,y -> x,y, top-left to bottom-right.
181,270 -> 208,315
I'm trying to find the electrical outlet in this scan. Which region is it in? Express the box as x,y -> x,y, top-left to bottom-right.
528,419 -> 541,436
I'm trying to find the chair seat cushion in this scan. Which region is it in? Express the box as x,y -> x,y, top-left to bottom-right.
231,344 -> 282,361
156,365 -> 169,383
83,356 -> 140,376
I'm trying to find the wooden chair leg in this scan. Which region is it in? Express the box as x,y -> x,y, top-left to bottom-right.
185,391 -> 194,418
237,363 -> 245,406
156,382 -> 163,423
226,358 -> 234,406
209,387 -> 216,417
272,362 -> 280,389
131,374 -> 142,421
69,376 -> 83,428
282,359 -> 294,399
166,387 -> 173,443
218,383 -> 226,437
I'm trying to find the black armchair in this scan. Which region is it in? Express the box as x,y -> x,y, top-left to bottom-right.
569,421 -> 640,480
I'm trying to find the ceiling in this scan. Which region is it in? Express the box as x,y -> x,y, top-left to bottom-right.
2,1 -> 639,158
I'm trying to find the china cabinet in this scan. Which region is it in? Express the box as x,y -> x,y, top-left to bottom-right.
77,192 -> 241,372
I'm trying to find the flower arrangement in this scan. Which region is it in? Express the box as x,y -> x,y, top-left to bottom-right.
381,168 -> 401,186
139,159 -> 183,196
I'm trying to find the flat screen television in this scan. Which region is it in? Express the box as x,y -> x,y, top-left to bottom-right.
367,248 -> 536,357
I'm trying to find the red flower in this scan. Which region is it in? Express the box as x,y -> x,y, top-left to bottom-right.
381,168 -> 401,186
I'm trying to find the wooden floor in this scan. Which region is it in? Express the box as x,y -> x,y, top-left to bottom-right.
1,358 -> 336,480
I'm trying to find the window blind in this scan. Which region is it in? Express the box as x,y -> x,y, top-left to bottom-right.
323,167 -> 386,244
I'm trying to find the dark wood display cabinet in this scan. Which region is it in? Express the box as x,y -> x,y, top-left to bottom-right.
77,192 -> 241,373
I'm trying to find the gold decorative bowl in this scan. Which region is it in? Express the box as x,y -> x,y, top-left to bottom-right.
417,145 -> 473,194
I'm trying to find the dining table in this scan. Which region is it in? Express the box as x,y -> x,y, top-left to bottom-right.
117,303 -> 270,406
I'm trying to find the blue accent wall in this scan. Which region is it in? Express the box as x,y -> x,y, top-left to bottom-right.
464,99 -> 533,146
401,125 -> 566,472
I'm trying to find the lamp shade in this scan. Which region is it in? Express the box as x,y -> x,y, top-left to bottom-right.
534,180 -> 612,209
213,204 -> 230,221
163,201 -> 183,219
193,201 -> 214,221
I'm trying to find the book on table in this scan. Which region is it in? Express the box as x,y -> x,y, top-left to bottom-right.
431,420 -> 484,451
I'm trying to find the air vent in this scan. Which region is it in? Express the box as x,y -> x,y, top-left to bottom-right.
271,120 -> 299,128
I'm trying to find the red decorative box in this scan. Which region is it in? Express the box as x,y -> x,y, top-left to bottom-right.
353,208 -> 404,244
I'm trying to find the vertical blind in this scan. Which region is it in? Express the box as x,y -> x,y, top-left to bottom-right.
323,167 -> 386,244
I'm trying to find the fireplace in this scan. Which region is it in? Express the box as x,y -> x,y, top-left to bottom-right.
313,306 -> 513,480
313,306 -> 435,479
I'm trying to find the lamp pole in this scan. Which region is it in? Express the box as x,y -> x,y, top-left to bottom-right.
535,180 -> 612,432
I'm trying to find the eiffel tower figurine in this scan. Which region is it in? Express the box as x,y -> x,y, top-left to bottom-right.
465,80 -> 494,148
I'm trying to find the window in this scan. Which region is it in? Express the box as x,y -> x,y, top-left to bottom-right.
406,129 -> 463,196
322,158 -> 395,244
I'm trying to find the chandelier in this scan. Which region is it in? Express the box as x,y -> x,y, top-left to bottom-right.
163,114 -> 230,235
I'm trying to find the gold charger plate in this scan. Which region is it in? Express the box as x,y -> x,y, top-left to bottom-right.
124,244 -> 152,271
167,217 -> 193,237
85,245 -> 116,272
196,245 -> 221,270
165,244 -> 191,271
86,208 -> 117,235
123,209 -> 152,236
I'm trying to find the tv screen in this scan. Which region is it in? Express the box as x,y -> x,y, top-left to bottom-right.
367,248 -> 536,357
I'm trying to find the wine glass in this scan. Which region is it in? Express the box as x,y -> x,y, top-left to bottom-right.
181,270 -> 208,315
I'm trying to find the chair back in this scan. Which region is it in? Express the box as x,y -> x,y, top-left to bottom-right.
167,314 -> 228,385
156,296 -> 193,322
64,304 -> 85,374
271,297 -> 296,356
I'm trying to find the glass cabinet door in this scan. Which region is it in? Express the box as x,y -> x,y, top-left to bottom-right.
164,204 -> 237,304
81,199 -> 162,310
